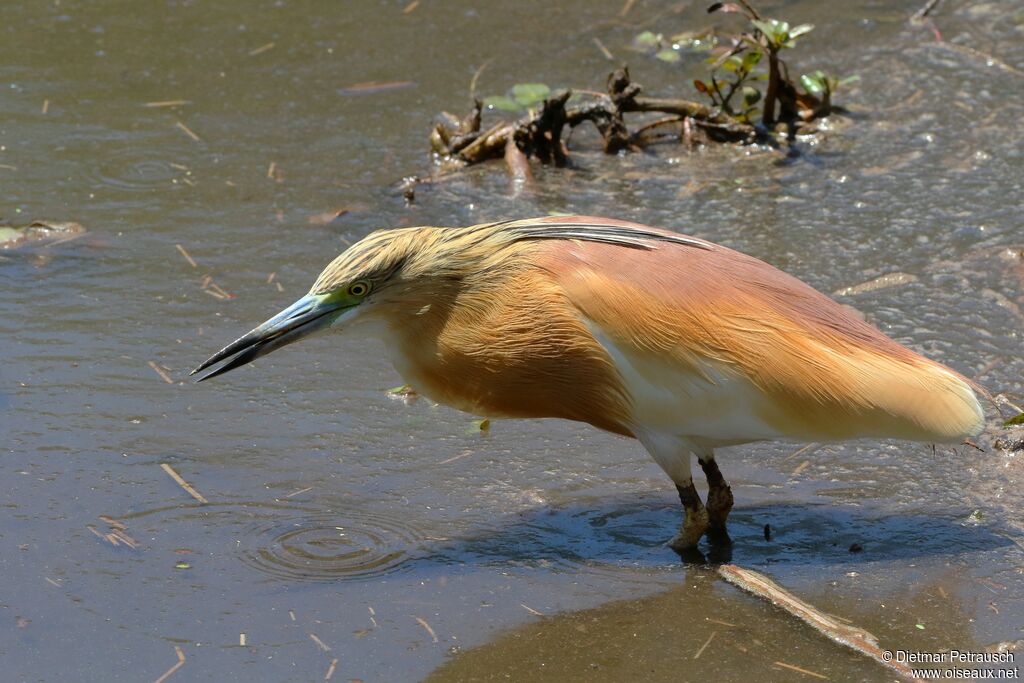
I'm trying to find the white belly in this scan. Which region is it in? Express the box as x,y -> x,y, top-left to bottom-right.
584,318 -> 785,444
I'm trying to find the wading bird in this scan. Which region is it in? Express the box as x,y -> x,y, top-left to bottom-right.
193,216 -> 985,550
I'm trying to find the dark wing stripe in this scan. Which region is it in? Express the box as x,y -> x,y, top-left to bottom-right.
499,220 -> 712,251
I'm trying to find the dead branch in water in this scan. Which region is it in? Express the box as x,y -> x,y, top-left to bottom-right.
718,564 -> 923,682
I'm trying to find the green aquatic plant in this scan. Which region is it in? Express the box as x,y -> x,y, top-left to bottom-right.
701,1 -> 851,127
483,83 -> 552,112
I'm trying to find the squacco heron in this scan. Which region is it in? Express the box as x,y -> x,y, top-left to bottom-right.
193,216 -> 985,551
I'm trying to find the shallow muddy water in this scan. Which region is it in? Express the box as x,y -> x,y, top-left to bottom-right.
2,1 -> 1023,681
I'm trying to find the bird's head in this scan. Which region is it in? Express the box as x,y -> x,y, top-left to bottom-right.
191,226 -> 442,381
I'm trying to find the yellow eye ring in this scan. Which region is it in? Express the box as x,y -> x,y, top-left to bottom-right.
348,281 -> 370,297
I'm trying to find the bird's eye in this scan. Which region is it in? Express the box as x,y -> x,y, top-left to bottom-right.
348,281 -> 370,297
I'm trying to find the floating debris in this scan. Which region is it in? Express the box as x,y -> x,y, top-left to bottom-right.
338,80 -> 417,96
718,564 -> 918,681
0,221 -> 86,251
175,244 -> 198,268
413,616 -> 439,643
144,100 -> 190,108
309,632 -> 332,652
175,121 -> 202,143
153,646 -> 186,683
833,272 -> 918,297
159,463 -> 209,504
248,42 -> 275,56
148,361 -> 175,384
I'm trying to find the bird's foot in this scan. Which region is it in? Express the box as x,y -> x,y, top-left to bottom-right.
670,482 -> 709,552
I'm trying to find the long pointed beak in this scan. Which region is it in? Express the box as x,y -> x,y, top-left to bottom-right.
191,295 -> 348,382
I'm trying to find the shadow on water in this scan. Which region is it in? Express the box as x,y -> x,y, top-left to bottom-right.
414,496 -> 1014,575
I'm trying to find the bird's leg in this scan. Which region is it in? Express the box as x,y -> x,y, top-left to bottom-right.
639,436 -> 710,551
698,455 -> 733,545
671,480 -> 709,551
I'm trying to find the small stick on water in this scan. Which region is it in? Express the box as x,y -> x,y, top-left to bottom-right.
438,450 -> 473,465
175,121 -> 202,143
402,0 -> 419,13
145,100 -> 190,108
176,244 -> 198,268
42,99 -> 50,114
267,272 -> 276,284
593,37 -> 615,61
160,463 -> 209,504
99,515 -> 126,529
107,528 -> 141,549
791,460 -> 810,476
148,361 -> 175,384
368,606 -> 378,628
248,42 -> 275,56
152,646 -> 186,683
413,616 -> 439,643
706,617 -> 736,627
45,577 -> 62,587
324,659 -> 338,680
309,633 -> 331,652
469,60 -> 491,101
693,631 -> 716,659
773,661 -> 828,680
619,0 -> 638,17
203,288 -> 227,300
910,0 -> 942,22
267,162 -> 277,178
239,633 -> 246,646
783,442 -> 817,462
719,565 -> 920,681
284,486 -> 314,498
207,282 -> 233,299
520,603 -> 544,616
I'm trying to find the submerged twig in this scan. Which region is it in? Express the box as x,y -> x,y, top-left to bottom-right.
718,564 -> 921,681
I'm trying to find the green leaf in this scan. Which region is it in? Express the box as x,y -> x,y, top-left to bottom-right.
386,384 -> 417,397
721,55 -> 744,73
800,72 -> 827,94
742,85 -> 761,105
655,49 -> 682,63
483,95 -> 521,112
175,561 -> 191,570
742,49 -> 763,70
751,18 -> 788,45
634,30 -> 661,49
511,83 -> 551,107
1004,412 -> 1024,427
789,24 -> 814,39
